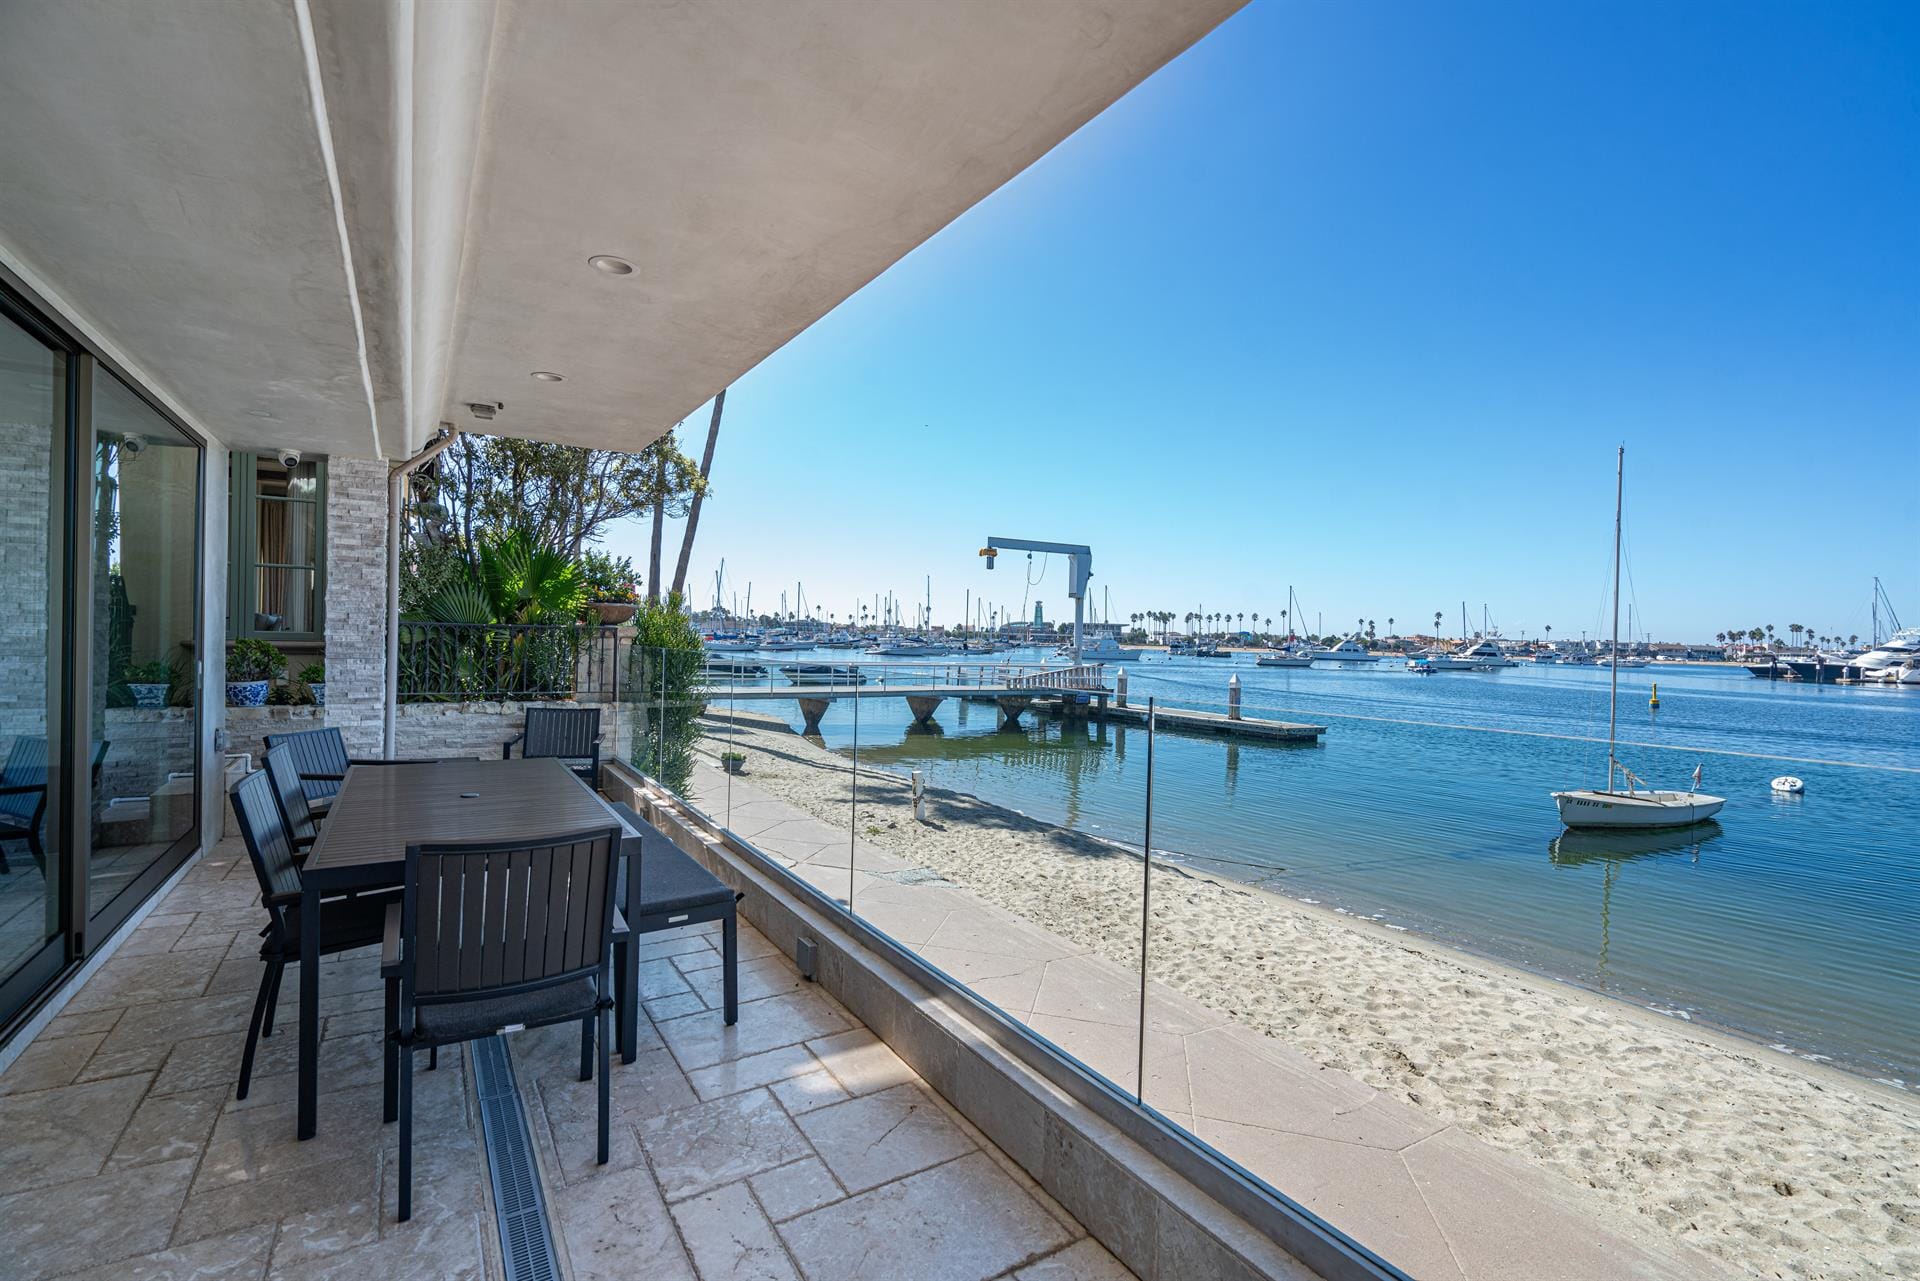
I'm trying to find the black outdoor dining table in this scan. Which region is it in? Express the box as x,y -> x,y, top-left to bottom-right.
295,756 -> 639,1140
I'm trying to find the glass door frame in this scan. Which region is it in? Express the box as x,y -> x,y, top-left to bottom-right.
0,266 -> 207,1039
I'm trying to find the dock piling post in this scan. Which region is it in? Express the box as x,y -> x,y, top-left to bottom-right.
1116,667 -> 1128,708
912,770 -> 925,822
1228,674 -> 1242,721
797,697 -> 830,734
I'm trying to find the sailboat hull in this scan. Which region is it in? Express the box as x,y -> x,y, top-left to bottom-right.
1551,790 -> 1726,829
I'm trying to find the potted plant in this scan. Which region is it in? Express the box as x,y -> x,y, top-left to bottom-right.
580,550 -> 640,624
297,661 -> 327,706
226,638 -> 285,707
125,660 -> 173,708
720,750 -> 747,775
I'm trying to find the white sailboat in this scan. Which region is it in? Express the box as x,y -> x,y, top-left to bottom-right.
1552,448 -> 1725,830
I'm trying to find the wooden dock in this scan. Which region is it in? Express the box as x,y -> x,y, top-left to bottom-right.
1042,697 -> 1326,742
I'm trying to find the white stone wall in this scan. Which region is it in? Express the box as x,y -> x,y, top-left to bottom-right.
0,421 -> 52,744
224,700 -> 614,769
99,707 -> 196,802
321,456 -> 390,756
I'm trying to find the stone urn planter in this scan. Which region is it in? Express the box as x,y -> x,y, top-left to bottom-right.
225,680 -> 269,707
128,683 -> 170,708
593,601 -> 638,624
720,753 -> 747,775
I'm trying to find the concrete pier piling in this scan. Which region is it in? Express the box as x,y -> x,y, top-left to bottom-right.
995,694 -> 1033,729
906,695 -> 945,726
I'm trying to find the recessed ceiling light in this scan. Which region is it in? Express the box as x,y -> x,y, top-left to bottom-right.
531,371 -> 564,382
588,254 -> 633,275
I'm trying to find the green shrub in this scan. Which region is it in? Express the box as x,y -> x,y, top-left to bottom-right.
297,662 -> 326,684
227,638 -> 286,682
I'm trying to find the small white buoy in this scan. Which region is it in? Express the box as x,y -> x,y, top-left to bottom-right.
1771,775 -> 1805,795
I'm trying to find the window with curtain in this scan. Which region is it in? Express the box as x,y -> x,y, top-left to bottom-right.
228,454 -> 325,640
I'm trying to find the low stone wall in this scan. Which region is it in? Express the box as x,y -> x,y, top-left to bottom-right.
100,707 -> 196,804
223,699 -> 631,769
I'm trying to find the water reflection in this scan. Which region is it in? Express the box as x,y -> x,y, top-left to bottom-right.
1550,822 -> 1722,972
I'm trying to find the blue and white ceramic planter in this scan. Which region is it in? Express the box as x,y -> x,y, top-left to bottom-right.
309,682 -> 326,707
226,679 -> 268,708
129,683 -> 169,708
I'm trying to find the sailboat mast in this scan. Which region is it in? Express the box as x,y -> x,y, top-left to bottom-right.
1607,446 -> 1624,791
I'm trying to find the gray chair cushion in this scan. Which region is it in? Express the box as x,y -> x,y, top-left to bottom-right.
611,806 -> 733,919
413,977 -> 600,1044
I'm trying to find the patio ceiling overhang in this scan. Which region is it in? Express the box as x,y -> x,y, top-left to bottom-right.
0,0 -> 1242,460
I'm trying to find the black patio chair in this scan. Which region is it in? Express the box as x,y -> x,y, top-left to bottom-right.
382,825 -> 625,1221
228,768 -> 397,1102
502,707 -> 601,790
0,737 -> 48,875
261,743 -> 323,854
0,738 -> 106,875
264,726 -> 435,809
608,801 -> 741,1063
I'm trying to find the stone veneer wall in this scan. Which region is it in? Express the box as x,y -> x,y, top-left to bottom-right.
0,421 -> 52,744
224,701 -> 603,769
99,708 -> 196,803
321,456 -> 391,756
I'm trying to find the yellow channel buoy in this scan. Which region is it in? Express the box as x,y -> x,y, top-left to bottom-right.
1649,682 -> 1660,709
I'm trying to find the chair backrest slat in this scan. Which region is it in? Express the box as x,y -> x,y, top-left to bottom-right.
458,853 -> 488,991
522,708 -> 600,761
480,851 -> 509,989
263,727 -> 351,802
404,827 -> 619,1001
230,770 -> 303,913
500,849 -> 529,985
261,744 -> 320,847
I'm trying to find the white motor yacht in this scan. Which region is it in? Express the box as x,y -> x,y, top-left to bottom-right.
1309,635 -> 1379,663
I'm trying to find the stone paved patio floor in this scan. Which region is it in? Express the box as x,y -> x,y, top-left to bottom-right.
0,836 -> 1128,1281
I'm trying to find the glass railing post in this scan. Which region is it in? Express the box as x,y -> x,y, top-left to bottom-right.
1137,695 -> 1156,1105
848,662 -> 860,917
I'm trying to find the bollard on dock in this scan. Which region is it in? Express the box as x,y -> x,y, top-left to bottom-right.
1228,673 -> 1242,720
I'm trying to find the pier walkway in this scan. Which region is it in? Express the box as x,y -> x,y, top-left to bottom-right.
705,664 -> 1111,731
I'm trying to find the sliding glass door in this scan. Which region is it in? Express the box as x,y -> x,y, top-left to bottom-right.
87,372 -> 203,928
0,278 -> 205,1036
0,304 -> 71,1014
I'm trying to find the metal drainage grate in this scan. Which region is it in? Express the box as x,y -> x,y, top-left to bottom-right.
472,1035 -> 561,1281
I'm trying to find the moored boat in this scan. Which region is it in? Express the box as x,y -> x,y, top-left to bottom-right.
1552,447 -> 1725,831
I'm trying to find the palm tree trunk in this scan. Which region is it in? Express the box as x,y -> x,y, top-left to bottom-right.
647,446 -> 667,603
670,388 -> 725,598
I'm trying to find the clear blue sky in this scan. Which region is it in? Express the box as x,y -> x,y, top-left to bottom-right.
608,0 -> 1919,644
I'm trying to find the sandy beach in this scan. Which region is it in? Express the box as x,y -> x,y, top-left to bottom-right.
700,709 -> 1917,1281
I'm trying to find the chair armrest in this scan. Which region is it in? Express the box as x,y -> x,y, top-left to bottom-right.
501,733 -> 525,760
291,833 -> 316,849
265,889 -> 301,908
381,903 -> 403,976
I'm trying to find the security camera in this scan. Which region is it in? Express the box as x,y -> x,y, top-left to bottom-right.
277,448 -> 302,469
119,434 -> 147,456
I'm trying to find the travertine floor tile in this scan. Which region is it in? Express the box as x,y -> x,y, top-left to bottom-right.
669,1181 -> 801,1281
778,1152 -> 1070,1281
795,1083 -> 975,1193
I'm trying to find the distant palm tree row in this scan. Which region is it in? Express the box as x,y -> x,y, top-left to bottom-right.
1711,625 -> 1859,651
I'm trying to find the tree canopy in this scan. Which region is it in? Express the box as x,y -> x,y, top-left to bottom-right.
411,432 -> 706,563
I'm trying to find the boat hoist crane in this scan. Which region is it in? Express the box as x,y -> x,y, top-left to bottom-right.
979,535 -> 1093,659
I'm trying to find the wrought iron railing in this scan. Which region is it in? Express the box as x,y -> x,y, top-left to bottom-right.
396,621 -> 620,702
